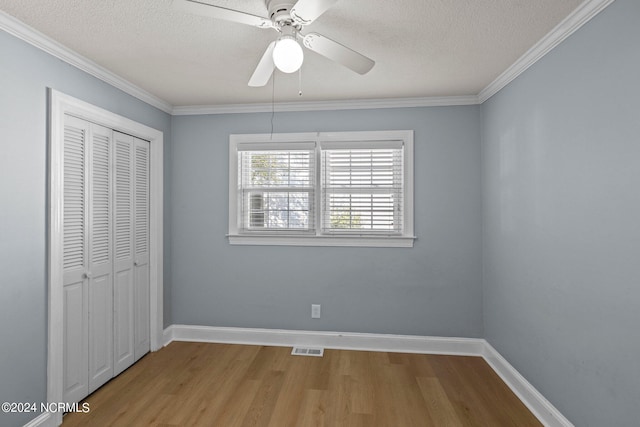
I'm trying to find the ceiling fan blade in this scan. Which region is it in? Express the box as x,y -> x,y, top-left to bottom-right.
248,42 -> 276,87
302,33 -> 374,75
173,0 -> 273,29
290,0 -> 340,25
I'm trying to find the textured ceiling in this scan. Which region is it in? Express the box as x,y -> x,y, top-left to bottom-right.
0,0 -> 585,107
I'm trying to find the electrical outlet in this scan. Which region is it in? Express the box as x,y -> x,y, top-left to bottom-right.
311,304 -> 321,319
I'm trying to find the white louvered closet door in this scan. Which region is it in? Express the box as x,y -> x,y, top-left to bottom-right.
62,115 -> 90,404
87,122 -> 114,394
113,133 -> 151,372
62,115 -> 114,402
113,131 -> 135,375
63,117 -> 150,404
133,137 -> 150,361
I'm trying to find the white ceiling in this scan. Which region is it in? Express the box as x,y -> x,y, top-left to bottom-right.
0,0 -> 585,108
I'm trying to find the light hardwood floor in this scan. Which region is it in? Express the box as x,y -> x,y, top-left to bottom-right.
63,342 -> 541,426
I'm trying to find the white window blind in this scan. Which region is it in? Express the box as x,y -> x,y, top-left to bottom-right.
229,131 -> 414,247
238,145 -> 315,232
321,141 -> 403,234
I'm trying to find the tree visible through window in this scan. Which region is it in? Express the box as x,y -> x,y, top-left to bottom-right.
330,210 -> 362,229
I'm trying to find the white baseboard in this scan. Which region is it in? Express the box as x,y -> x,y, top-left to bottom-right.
159,324 -> 575,427
164,324 -> 484,356
482,342 -> 574,427
22,412 -> 54,427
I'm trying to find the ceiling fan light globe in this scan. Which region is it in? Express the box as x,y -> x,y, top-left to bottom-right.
273,37 -> 304,73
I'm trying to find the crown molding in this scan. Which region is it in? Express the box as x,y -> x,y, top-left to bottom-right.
0,10 -> 173,114
2,0 -> 615,115
171,95 -> 480,115
478,0 -> 616,103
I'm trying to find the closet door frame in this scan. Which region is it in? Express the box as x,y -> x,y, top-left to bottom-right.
48,89 -> 164,426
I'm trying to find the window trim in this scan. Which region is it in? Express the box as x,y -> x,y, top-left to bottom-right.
228,130 -> 415,248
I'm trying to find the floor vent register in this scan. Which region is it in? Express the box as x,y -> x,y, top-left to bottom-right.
291,347 -> 324,357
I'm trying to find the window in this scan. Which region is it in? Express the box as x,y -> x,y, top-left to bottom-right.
229,131 -> 414,247
239,147 -> 315,232
322,140 -> 403,235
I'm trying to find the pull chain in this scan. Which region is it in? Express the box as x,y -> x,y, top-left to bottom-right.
270,69 -> 275,139
298,67 -> 303,96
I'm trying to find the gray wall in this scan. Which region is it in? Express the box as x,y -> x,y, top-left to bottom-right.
0,30 -> 172,426
481,0 -> 640,425
170,106 -> 483,337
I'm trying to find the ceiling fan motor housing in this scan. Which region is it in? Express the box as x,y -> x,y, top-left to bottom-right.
266,0 -> 297,25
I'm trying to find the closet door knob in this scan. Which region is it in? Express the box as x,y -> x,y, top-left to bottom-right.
83,272 -> 92,279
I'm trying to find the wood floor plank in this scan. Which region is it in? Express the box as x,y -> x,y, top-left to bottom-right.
178,347 -> 261,426
211,379 -> 261,426
63,342 -> 542,427
417,376 -> 464,427
294,389 -> 327,427
240,369 -> 285,427
265,355 -> 312,427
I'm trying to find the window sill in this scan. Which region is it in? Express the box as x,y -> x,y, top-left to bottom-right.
227,234 -> 416,248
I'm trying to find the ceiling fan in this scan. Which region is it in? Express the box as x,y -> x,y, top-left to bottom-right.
173,0 -> 375,87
